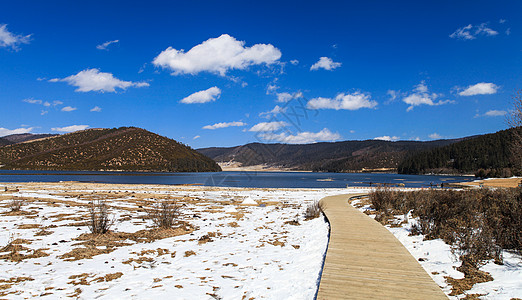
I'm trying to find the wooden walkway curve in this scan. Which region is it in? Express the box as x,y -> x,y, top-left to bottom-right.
316,194 -> 447,299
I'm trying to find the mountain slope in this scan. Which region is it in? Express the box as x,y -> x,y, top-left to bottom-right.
0,127 -> 221,172
0,138 -> 13,147
198,138 -> 465,172
398,127 -> 521,176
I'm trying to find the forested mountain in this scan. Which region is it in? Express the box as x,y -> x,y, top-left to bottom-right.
198,138 -> 465,172
0,127 -> 221,172
398,127 -> 521,176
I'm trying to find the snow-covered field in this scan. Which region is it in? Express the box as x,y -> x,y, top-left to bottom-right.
0,182 -> 349,299
351,196 -> 522,300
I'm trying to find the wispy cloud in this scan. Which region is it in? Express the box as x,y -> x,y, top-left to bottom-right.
180,87 -> 221,104
202,121 -> 246,130
153,34 -> 282,76
450,23 -> 498,40
258,128 -> 341,144
307,92 -> 377,110
51,125 -> 89,132
96,39 -> 119,50
475,110 -> 507,118
259,105 -> 287,118
310,57 -> 341,71
0,127 -> 34,137
193,135 -> 201,140
50,68 -> 149,93
458,82 -> 499,96
90,106 -> 102,112
61,106 -> 77,112
0,24 -> 31,51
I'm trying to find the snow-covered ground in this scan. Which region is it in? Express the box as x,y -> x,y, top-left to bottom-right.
0,182 -> 351,299
351,196 -> 522,299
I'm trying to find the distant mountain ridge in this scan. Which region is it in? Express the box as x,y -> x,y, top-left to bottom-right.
1,133 -> 58,144
0,127 -> 221,172
198,138 -> 468,172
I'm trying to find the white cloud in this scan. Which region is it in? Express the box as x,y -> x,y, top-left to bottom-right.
248,121 -> 287,132
258,128 -> 341,144
51,125 -> 89,133
153,34 -> 282,76
374,136 -> 400,142
23,98 -> 42,105
429,133 -> 443,139
310,57 -> 341,71
202,121 -> 246,130
401,81 -> 453,111
476,110 -> 507,117
458,82 -> 498,96
90,106 -> 102,112
180,87 -> 221,104
61,106 -> 77,112
96,39 -> 119,50
0,24 -> 31,50
50,68 -> 149,93
506,28 -> 511,36
307,92 -> 377,110
0,127 -> 34,137
499,19 -> 506,24
290,59 -> 299,65
266,84 -> 279,95
193,135 -> 201,140
259,105 -> 287,118
23,99 -> 63,107
450,23 -> 498,40
40,110 -> 48,115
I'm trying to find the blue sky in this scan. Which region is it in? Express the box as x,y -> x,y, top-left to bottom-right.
0,0 -> 520,148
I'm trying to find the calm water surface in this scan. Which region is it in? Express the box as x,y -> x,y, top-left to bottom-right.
0,170 -> 473,188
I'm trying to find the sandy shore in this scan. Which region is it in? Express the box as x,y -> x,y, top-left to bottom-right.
457,177 -> 522,188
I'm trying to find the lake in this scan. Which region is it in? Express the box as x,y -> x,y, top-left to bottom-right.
0,170 -> 473,188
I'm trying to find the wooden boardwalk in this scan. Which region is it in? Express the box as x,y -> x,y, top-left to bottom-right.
316,194 -> 447,300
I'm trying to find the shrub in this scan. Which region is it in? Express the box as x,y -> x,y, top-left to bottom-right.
304,201 -> 322,220
9,198 -> 24,212
88,200 -> 114,235
148,200 -> 181,229
368,187 -> 522,266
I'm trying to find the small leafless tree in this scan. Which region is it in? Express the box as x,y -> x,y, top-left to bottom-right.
507,90 -> 522,171
148,200 -> 181,229
88,200 -> 114,234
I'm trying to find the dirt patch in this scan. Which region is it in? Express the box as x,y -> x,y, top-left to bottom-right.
184,250 -> 196,257
60,246 -> 115,262
17,224 -> 41,229
445,263 -> 493,296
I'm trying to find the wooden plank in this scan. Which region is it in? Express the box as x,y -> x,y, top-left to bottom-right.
316,194 -> 447,299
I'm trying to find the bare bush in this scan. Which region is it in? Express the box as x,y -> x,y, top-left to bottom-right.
88,200 -> 114,235
368,187 -> 522,267
9,198 -> 24,212
148,200 -> 181,229
304,201 -> 322,220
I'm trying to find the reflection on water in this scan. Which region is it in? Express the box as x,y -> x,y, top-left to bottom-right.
0,170 -> 474,188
